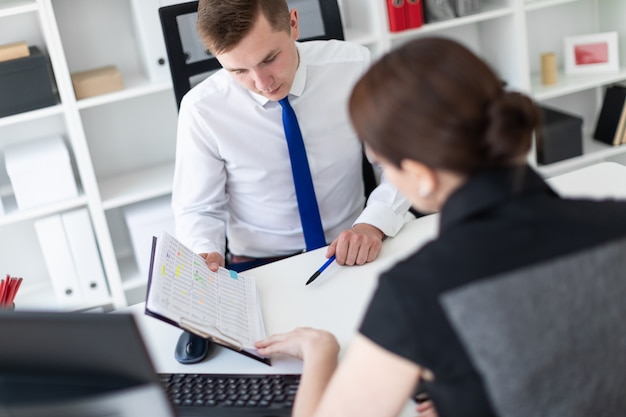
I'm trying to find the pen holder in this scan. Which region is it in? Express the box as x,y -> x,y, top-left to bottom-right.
0,303 -> 15,310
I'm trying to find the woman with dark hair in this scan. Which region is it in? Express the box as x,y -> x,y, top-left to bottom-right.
255,37 -> 626,417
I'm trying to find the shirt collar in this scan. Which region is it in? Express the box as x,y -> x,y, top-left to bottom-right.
439,165 -> 558,233
248,42 -> 307,106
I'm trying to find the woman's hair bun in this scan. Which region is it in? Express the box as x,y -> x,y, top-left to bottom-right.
483,91 -> 539,166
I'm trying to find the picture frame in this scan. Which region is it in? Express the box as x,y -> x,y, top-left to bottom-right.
564,31 -> 620,76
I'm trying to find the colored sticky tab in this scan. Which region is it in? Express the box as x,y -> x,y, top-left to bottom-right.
229,270 -> 238,280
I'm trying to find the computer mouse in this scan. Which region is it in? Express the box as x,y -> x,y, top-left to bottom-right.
174,331 -> 213,364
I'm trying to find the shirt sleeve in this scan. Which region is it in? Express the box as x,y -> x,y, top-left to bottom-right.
171,97 -> 229,256
354,171 -> 414,237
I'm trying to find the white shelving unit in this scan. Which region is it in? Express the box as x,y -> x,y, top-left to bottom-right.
1,0 -> 625,310
341,0 -> 626,178
0,0 -> 177,311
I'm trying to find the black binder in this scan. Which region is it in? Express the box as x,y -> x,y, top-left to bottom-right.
593,85 -> 626,146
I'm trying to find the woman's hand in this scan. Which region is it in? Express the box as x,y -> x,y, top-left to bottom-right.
255,327 -> 339,362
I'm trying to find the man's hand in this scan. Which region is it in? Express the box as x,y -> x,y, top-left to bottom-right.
327,223 -> 385,266
200,252 -> 225,272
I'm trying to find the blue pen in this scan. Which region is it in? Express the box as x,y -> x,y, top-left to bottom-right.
306,255 -> 336,285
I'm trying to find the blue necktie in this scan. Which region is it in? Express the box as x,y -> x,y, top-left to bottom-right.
279,97 -> 326,251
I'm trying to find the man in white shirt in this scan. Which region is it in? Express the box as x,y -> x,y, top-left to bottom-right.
172,0 -> 412,273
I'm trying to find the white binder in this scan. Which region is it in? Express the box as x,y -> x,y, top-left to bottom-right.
34,215 -> 84,308
129,0 -> 183,83
62,209 -> 110,305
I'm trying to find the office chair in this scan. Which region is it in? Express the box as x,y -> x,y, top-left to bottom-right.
440,235 -> 626,416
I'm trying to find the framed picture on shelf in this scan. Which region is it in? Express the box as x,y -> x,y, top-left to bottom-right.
564,31 -> 619,76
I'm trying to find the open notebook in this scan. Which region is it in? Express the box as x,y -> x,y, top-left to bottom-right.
145,232 -> 270,365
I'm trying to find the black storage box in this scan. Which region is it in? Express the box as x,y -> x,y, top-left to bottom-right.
536,106 -> 583,165
0,46 -> 57,118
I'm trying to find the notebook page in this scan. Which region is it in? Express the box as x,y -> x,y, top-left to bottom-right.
146,232 -> 265,349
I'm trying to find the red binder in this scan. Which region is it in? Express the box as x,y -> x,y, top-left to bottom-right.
405,0 -> 424,29
386,0 -> 406,33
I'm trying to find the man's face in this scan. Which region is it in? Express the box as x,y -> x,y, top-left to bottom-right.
215,10 -> 300,101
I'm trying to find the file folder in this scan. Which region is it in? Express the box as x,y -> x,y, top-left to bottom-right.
386,0 -> 407,32
62,209 -> 110,305
406,0 -> 424,29
34,215 -> 84,308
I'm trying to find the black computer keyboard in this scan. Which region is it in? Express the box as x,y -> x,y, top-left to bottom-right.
159,373 -> 300,417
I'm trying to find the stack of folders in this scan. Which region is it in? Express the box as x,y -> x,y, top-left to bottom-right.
34,209 -> 110,309
386,0 -> 424,32
387,0 -> 482,32
593,84 -> 626,147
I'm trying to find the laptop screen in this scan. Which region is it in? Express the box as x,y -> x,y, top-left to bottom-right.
0,310 -> 176,417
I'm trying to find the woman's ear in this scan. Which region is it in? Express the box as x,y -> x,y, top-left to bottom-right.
400,159 -> 436,198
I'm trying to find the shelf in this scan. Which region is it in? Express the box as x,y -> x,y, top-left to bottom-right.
76,75 -> 173,110
0,194 -> 88,227
389,2 -> 515,41
117,252 -> 147,293
537,136 -> 626,177
532,68 -> 626,101
14,282 -> 113,312
0,0 -> 37,17
100,163 -> 174,210
524,0 -> 583,12
0,104 -> 64,128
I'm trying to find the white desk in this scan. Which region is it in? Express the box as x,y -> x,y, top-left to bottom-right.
128,162 -> 626,375
128,213 -> 439,374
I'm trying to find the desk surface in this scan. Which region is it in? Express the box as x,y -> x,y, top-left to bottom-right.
128,213 -> 439,374
128,162 -> 626,375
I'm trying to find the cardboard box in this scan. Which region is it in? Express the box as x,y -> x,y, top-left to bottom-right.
536,106 -> 583,165
0,46 -> 56,117
71,65 -> 124,99
4,136 -> 79,209
124,195 -> 176,279
0,41 -> 30,62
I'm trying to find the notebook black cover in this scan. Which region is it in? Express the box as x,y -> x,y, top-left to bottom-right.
144,236 -> 271,366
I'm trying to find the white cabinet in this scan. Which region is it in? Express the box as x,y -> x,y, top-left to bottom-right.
1,0 -> 624,310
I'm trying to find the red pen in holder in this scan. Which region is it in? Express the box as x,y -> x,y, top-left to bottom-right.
1,275 -> 23,309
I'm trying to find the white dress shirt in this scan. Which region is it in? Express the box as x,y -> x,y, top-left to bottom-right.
172,40 -> 412,258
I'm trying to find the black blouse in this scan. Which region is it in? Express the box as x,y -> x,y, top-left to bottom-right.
359,165 -> 626,417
